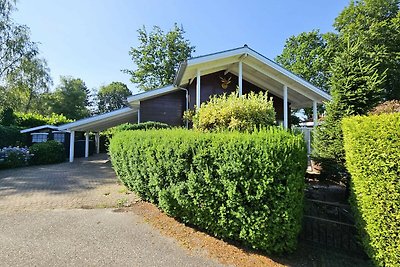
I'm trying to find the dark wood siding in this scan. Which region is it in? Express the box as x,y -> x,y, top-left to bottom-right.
186,70 -> 290,123
140,90 -> 186,126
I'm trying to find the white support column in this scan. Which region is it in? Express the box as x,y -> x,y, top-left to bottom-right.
283,85 -> 288,129
95,132 -> 100,154
137,108 -> 141,124
84,131 -> 89,158
196,69 -> 201,109
313,100 -> 318,127
69,130 -> 75,163
238,61 -> 243,96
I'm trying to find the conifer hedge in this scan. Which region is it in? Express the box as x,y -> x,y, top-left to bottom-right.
343,113 -> 400,267
109,128 -> 307,253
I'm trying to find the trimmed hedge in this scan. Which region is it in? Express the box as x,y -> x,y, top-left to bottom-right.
343,113 -> 400,267
109,128 -> 307,253
113,121 -> 170,132
99,121 -> 170,152
29,141 -> 66,165
0,125 -> 27,147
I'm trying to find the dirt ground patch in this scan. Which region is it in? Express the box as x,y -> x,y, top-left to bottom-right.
123,201 -> 372,267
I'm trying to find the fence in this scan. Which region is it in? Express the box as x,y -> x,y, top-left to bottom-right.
300,199 -> 365,256
294,127 -> 313,155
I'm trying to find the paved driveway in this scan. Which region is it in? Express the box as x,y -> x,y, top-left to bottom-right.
0,155 -> 224,267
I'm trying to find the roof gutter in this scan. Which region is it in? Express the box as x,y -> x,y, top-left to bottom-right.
173,61 -> 187,87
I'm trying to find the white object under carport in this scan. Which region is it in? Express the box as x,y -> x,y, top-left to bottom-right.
58,107 -> 139,162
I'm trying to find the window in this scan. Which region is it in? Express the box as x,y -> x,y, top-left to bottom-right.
31,133 -> 48,143
53,133 -> 65,143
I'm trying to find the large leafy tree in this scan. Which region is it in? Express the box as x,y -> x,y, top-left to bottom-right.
275,30 -> 332,92
0,0 -> 38,82
5,57 -> 52,113
124,23 -> 195,91
97,82 -> 132,113
48,76 -> 91,120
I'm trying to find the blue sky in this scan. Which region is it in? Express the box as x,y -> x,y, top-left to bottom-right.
14,0 -> 349,94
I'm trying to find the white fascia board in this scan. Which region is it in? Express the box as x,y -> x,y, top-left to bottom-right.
187,47 -> 248,66
245,49 -> 332,101
58,107 -> 136,131
20,125 -> 59,133
127,85 -> 178,103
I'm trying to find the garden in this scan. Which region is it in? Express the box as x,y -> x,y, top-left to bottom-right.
0,110 -> 70,169
109,91 -> 399,266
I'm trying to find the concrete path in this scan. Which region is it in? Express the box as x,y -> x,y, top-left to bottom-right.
0,155 -> 224,267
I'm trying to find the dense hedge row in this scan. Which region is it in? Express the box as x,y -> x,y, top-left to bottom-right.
110,128 -> 307,253
0,125 -> 27,147
29,141 -> 66,165
343,113 -> 400,267
99,121 -> 170,152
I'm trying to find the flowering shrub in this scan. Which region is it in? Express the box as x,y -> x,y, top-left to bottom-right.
0,146 -> 32,169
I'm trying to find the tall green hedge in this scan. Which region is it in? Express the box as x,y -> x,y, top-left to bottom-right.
0,125 -> 27,147
343,113 -> 400,267
109,128 -> 307,253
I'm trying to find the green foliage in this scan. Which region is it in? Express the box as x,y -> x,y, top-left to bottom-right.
0,125 -> 26,147
334,0 -> 400,100
13,112 -> 72,128
113,121 -> 171,132
29,140 -> 65,165
99,121 -> 170,152
109,128 -> 307,253
5,56 -> 52,113
342,113 -> 400,267
312,40 -> 385,181
0,0 -> 38,81
97,82 -> 132,113
275,30 -> 332,92
0,107 -> 15,126
191,91 -> 276,132
124,23 -> 195,91
48,76 -> 91,120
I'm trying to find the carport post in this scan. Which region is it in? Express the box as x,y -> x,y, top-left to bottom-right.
85,131 -> 89,158
283,85 -> 288,129
69,130 -> 75,163
95,132 -> 100,154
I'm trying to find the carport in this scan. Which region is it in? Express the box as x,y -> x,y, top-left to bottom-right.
58,107 -> 138,162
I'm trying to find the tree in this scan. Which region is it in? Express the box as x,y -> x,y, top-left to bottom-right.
0,0 -> 38,82
97,82 -> 132,113
312,40 -> 386,180
48,76 -> 91,120
5,57 -> 52,113
334,0 -> 400,100
124,23 -> 195,91
275,30 -> 332,92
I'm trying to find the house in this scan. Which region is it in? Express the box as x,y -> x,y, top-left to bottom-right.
59,45 -> 331,162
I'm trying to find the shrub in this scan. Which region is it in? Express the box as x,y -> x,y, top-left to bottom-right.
369,100 -> 400,115
113,121 -> 170,132
0,147 -> 31,169
109,128 -> 307,253
29,140 -> 66,165
99,121 -> 170,152
190,91 -> 276,132
0,125 -> 27,147
342,113 -> 400,267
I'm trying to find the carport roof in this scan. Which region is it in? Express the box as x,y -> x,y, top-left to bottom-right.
58,107 -> 138,132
